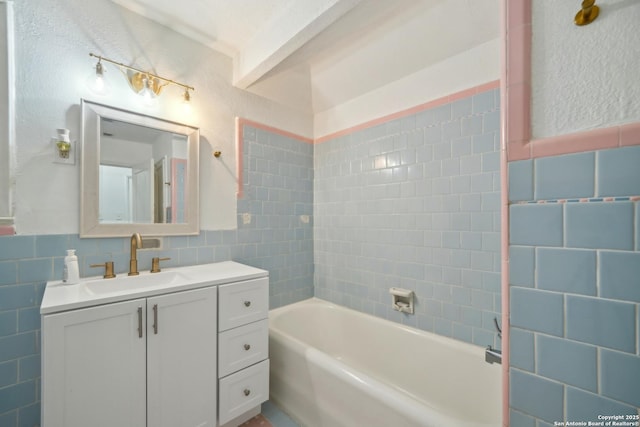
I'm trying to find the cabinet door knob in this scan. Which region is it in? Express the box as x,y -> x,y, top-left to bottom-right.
243,389 -> 251,396
244,344 -> 251,351
244,301 -> 251,307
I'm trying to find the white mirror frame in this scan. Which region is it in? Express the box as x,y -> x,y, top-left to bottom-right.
80,99 -> 199,237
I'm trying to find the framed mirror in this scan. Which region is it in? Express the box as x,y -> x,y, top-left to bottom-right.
80,100 -> 199,237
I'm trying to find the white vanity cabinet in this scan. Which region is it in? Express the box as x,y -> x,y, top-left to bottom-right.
217,278 -> 270,426
40,261 -> 269,427
41,286 -> 217,427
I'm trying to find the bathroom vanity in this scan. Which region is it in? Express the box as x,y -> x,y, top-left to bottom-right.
40,261 -> 269,427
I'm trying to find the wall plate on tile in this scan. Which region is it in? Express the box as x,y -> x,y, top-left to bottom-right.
52,138 -> 76,165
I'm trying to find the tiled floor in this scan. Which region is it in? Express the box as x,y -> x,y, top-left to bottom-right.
262,401 -> 300,427
239,401 -> 300,427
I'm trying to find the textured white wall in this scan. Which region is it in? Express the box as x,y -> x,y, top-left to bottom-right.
11,0 -> 312,235
532,1 -> 640,138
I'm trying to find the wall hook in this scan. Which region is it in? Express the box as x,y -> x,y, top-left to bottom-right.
575,0 -> 599,26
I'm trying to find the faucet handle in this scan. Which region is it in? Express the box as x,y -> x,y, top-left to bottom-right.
90,261 -> 115,279
150,257 -> 171,273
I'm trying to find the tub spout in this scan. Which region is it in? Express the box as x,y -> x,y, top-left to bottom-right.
485,346 -> 502,364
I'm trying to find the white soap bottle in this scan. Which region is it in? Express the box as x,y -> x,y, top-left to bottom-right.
63,249 -> 80,285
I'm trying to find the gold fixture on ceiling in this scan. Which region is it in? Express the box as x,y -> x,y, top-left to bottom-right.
575,0 -> 599,26
88,53 -> 194,105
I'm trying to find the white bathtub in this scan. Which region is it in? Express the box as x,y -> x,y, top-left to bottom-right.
269,298 -> 502,427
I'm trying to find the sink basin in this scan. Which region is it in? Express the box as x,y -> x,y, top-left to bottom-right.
83,271 -> 188,296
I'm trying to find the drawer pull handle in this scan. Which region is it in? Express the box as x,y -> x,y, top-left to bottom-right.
244,301 -> 251,307
244,344 -> 251,351
243,389 -> 251,397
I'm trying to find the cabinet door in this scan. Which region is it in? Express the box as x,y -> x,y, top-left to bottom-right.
42,299 -> 146,427
147,287 -> 218,427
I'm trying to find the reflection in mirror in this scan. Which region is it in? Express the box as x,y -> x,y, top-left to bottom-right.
98,118 -> 187,224
81,100 -> 199,237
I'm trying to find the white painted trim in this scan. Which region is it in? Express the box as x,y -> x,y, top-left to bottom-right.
0,0 -> 14,225
233,0 -> 361,89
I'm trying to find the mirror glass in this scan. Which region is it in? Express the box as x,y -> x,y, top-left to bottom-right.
81,100 -> 199,237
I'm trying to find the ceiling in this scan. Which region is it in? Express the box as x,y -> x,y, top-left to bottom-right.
108,0 -> 500,114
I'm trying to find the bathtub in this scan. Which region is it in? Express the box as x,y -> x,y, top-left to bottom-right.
269,298 -> 502,427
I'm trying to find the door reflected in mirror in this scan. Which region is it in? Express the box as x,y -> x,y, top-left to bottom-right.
98,118 -> 187,224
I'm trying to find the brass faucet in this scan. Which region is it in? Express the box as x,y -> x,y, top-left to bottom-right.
129,233 -> 142,276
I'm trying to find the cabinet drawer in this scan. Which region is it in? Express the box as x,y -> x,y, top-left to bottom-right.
218,359 -> 269,425
218,278 -> 268,331
218,319 -> 268,377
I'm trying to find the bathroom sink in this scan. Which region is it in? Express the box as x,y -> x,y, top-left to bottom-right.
83,271 -> 189,296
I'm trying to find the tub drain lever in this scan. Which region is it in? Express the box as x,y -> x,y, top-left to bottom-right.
389,287 -> 414,314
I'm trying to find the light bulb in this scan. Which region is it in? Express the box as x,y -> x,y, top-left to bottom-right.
181,89 -> 191,114
140,77 -> 158,107
86,60 -> 110,96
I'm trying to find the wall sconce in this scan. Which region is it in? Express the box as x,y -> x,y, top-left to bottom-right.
88,53 -> 194,106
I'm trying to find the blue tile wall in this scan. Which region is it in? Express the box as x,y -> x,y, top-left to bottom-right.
565,202 -> 634,250
314,88 -> 501,348
597,146 -> 640,197
508,160 -> 533,202
510,287 -> 563,336
600,349 -> 640,407
599,251 -> 640,302
536,248 -> 596,295
566,387 -> 638,422
566,295 -> 636,353
534,152 -> 595,200
536,334 -> 597,392
0,124 -> 314,425
509,204 -> 563,247
509,327 -> 534,372
508,145 -> 640,425
510,368 -> 564,423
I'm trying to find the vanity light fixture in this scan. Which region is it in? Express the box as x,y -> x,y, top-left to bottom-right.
88,53 -> 194,105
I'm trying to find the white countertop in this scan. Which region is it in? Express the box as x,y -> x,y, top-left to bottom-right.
41,261 -> 268,315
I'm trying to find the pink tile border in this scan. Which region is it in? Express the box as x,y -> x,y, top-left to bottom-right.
620,122 -> 640,146
0,225 -> 15,235
315,80 -> 500,144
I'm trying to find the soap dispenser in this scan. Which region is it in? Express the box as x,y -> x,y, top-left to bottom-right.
63,249 -> 80,285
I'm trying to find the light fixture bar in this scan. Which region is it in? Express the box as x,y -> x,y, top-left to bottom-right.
89,53 -> 194,92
